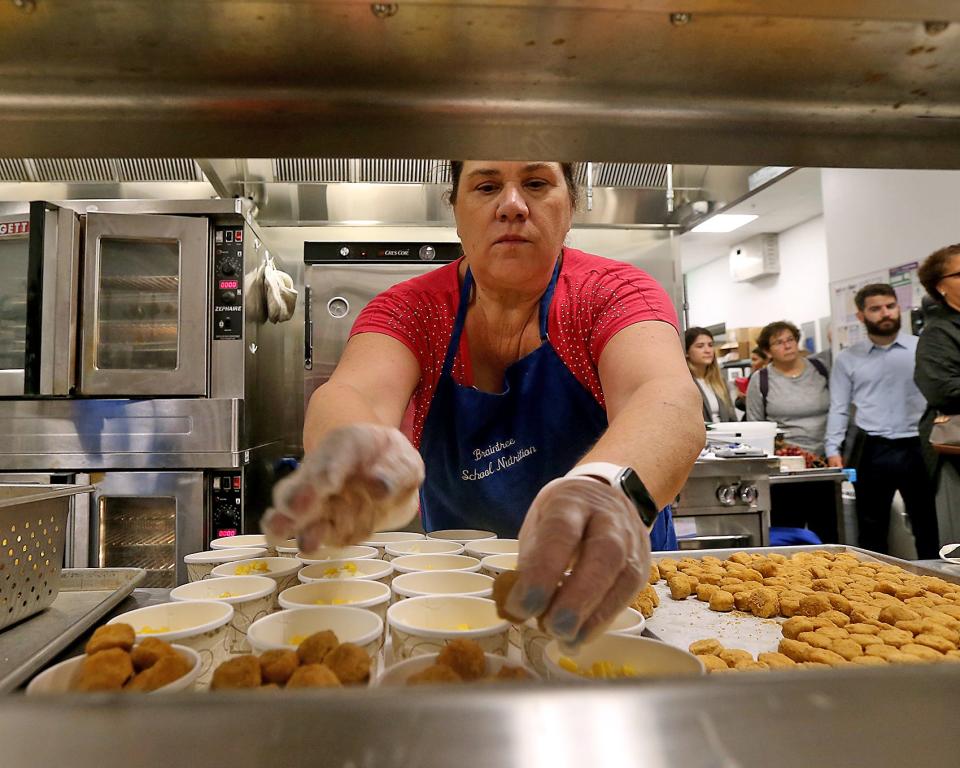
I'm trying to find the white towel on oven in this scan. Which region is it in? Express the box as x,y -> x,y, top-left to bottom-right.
263,254 -> 297,323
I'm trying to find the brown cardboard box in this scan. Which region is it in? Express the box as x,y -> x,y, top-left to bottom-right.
727,327 -> 763,344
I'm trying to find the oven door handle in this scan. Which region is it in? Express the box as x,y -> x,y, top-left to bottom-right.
304,285 -> 313,370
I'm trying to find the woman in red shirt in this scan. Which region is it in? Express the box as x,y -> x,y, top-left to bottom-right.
265,161 -> 703,647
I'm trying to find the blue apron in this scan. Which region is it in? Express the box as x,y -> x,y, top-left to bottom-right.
417,256 -> 676,549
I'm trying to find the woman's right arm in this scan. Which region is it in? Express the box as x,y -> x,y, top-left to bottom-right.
915,325 -> 960,413
304,332 -> 422,452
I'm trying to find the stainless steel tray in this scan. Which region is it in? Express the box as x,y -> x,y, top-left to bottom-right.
645,545 -> 960,656
0,567 -> 145,693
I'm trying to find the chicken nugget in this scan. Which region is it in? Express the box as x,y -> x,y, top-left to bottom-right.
850,655 -> 888,667
745,588 -> 779,619
799,594 -> 832,617
657,558 -> 678,575
130,637 -> 178,672
733,660 -> 769,671
259,649 -> 300,686
437,638 -> 486,681
85,623 -> 136,656
936,605 -> 960,620
845,622 -> 881,636
850,605 -> 882,623
894,619 -> 925,636
895,585 -> 925,601
493,570 -> 524,622
297,630 -> 339,665
848,633 -> 884,648
708,590 -> 734,612
699,573 -> 724,587
758,652 -> 796,669
811,579 -> 839,593
211,655 -> 261,690
826,594 -> 852,614
865,644 -> 903,660
782,616 -> 816,640
916,608 -> 960,630
820,610 -> 851,628
643,584 -> 660,608
757,562 -> 781,578
648,564 -> 661,584
492,664 -> 533,682
879,605 -> 919,625
324,642 -> 371,685
729,552 -> 753,566
778,639 -> 813,663
632,595 -> 655,619
797,662 -> 832,670
814,625 -> 849,640
696,583 -> 719,602
919,622 -> 960,644
72,648 -> 134,692
829,638 -> 864,661
947,650 -> 960,660
719,648 -> 753,667
875,580 -> 901,596
699,654 -> 729,672
689,638 -> 724,656
913,633 -> 956,654
798,631 -> 834,650
900,643 -> 943,661
877,628 -> 914,647
733,591 -> 753,612
806,648 -> 847,667
667,575 -> 693,600
286,663 -> 341,688
125,652 -> 192,692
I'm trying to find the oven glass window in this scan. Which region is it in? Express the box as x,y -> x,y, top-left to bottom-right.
96,238 -> 180,370
0,235 -> 28,374
98,496 -> 176,588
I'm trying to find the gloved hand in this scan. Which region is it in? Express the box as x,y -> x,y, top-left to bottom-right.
262,424 -> 425,551
504,477 -> 651,648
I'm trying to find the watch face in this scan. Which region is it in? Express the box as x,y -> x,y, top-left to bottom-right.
619,468 -> 659,528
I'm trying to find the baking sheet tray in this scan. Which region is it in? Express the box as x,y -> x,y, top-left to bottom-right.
644,545 -> 960,657
0,567 -> 146,693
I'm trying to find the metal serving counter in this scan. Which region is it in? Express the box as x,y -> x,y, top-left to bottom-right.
2,664 -> 958,768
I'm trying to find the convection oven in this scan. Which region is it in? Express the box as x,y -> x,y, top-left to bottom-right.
0,200 -> 302,586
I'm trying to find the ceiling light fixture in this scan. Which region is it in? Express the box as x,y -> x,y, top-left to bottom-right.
690,214 -> 758,233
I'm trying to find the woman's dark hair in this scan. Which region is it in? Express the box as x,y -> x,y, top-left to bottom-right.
919,243 -> 960,303
447,161 -> 580,208
751,346 -> 768,360
854,283 -> 897,310
757,321 -> 801,353
684,326 -> 714,352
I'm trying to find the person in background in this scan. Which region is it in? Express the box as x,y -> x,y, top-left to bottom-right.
747,320 -> 834,542
825,283 -> 938,559
746,321 -> 830,457
685,327 -> 736,423
735,346 -> 770,413
915,243 -> 960,548
750,346 -> 769,372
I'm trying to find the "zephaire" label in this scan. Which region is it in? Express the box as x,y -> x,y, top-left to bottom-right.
0,221 -> 29,237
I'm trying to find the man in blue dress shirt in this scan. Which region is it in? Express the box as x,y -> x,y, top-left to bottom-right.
825,283 -> 939,559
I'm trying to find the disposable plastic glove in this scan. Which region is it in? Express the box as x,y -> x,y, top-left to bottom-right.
262,424 -> 425,551
504,476 -> 651,648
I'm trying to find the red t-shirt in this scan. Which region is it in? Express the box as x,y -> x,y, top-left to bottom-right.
350,247 -> 679,447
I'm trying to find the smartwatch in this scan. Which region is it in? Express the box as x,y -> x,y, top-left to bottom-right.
566,462 -> 660,528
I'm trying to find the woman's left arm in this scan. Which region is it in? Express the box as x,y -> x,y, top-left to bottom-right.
579,320 -> 706,507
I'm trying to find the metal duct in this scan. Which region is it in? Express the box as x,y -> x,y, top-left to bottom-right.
594,163 -> 669,188
0,159 -> 29,182
114,159 -> 204,182
358,159 -> 449,184
273,158 -> 351,183
32,159 -> 115,183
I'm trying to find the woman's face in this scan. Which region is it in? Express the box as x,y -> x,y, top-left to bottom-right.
453,161 -> 573,292
767,329 -> 799,365
937,253 -> 960,311
750,351 -> 768,371
686,334 -> 715,367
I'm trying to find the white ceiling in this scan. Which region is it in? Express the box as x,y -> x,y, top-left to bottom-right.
680,167 -> 824,273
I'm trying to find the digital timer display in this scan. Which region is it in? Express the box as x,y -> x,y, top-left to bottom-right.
218,280 -> 239,290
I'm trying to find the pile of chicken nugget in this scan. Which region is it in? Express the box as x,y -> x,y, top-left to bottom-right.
72,623 -> 193,692
404,638 -> 532,685
211,631 -> 371,689
653,550 -> 960,671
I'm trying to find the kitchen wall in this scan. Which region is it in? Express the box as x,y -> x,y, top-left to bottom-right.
683,215 -> 830,345
821,169 -> 960,283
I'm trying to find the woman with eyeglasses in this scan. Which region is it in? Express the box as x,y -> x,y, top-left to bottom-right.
915,243 -> 960,547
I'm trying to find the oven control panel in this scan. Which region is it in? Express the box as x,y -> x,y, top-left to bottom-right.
213,226 -> 244,340
210,472 -> 243,539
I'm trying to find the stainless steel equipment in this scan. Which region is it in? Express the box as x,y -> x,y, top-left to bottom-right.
304,241 -> 460,414
0,200 -> 303,587
672,457 -> 780,548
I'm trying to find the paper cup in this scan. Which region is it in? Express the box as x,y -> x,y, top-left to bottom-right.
278,580 -> 392,632
247,606 -> 384,677
360,532 -> 425,558
387,595 -> 510,661
210,557 -> 302,608
107,600 -> 234,688
480,553 -> 518,578
274,539 -> 300,558
464,538 -> 519,558
383,540 -> 464,561
298,558 -> 394,585
544,634 -> 704,682
374,651 -> 538,687
183,548 -> 268,582
391,570 -> 494,601
391,554 -> 481,576
27,644 -> 202,695
169,575 -> 277,654
426,529 -> 496,545
210,534 -> 275,556
296,545 -> 378,564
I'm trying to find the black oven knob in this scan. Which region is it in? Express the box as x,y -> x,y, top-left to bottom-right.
222,290 -> 238,305
221,262 -> 236,276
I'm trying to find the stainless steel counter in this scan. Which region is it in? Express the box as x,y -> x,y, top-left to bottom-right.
3,666 -> 958,767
